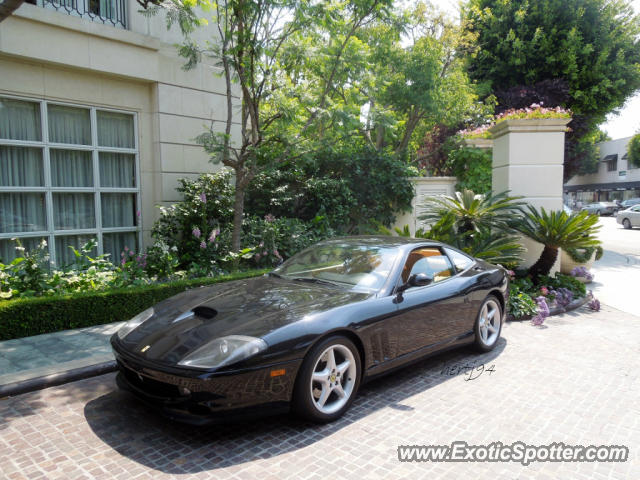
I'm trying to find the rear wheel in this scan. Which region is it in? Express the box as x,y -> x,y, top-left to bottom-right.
623,218 -> 632,229
292,336 -> 361,423
473,296 -> 502,352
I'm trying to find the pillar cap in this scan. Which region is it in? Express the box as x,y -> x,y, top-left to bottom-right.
489,117 -> 572,139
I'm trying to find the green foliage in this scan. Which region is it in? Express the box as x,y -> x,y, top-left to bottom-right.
0,270 -> 268,341
507,283 -> 538,319
463,0 -> 640,122
447,147 -> 492,195
513,207 -> 601,278
514,208 -> 601,250
419,189 -> 525,236
537,273 -> 587,299
564,246 -> 604,263
627,133 -> 640,168
246,146 -> 416,232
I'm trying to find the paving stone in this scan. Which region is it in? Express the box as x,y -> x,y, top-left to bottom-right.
0,304 -> 639,479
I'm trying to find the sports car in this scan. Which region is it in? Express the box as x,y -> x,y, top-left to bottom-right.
111,236 -> 509,424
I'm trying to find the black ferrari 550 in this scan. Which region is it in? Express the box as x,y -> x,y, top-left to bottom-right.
111,236 -> 509,424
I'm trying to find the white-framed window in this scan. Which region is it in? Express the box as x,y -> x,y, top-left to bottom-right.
0,95 -> 141,266
33,0 -> 128,29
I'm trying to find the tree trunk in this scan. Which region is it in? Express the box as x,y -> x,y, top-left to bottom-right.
231,174 -> 245,253
528,245 -> 559,280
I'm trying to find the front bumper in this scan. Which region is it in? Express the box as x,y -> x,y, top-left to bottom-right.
113,347 -> 301,425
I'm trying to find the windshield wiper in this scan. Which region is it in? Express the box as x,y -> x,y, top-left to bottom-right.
290,277 -> 339,287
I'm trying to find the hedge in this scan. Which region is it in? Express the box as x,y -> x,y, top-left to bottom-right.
0,269 -> 269,341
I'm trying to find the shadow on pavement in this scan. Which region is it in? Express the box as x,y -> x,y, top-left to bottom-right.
82,340 -> 506,474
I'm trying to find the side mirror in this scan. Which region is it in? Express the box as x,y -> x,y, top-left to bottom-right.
395,273 -> 433,301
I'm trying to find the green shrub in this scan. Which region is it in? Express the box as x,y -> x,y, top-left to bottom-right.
626,133 -> 640,168
447,147 -> 493,195
507,284 -> 538,318
537,273 -> 587,299
0,269 -> 268,340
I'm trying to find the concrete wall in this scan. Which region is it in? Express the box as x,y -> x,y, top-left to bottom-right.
0,2 -> 241,245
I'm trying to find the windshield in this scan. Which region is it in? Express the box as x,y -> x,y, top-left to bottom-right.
274,241 -> 400,292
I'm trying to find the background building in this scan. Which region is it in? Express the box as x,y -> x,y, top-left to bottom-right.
0,0 -> 239,264
564,136 -> 640,206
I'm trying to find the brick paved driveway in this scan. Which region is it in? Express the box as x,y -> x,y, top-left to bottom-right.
1,304 -> 639,479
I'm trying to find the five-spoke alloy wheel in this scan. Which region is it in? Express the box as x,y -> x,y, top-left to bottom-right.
474,296 -> 502,352
293,336 -> 360,422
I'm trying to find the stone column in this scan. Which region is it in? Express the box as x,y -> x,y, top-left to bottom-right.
392,177 -> 457,235
488,118 -> 571,269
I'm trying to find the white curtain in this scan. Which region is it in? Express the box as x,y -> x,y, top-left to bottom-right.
99,152 -> 135,187
53,193 -> 95,230
55,234 -> 95,266
50,149 -> 93,187
0,146 -> 43,187
0,237 -> 45,264
103,231 -> 136,262
97,111 -> 134,148
101,193 -> 135,228
0,193 -> 46,233
48,104 -> 91,145
0,98 -> 41,141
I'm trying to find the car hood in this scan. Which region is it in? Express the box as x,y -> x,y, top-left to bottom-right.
118,275 -> 370,365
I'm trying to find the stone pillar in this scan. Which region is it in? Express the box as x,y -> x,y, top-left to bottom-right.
488,118 -> 571,269
392,177 -> 457,235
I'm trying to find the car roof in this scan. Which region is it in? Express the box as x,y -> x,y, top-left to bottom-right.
317,235 -> 444,250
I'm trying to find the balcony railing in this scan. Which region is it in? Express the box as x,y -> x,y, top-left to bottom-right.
32,0 -> 127,29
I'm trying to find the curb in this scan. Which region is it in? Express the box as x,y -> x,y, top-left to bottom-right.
508,295 -> 590,322
0,360 -> 117,398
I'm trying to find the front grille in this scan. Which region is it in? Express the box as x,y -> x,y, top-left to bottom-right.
119,362 -> 181,399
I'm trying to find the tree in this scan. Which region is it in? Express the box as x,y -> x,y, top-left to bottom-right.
462,0 -> 640,178
358,2 -> 484,156
167,0 -> 391,252
627,133 -> 640,168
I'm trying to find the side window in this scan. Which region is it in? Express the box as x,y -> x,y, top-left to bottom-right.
401,247 -> 455,284
444,247 -> 474,272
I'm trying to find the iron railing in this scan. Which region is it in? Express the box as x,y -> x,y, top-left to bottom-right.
33,0 -> 127,29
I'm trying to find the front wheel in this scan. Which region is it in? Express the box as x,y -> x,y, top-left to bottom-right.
623,218 -> 632,229
473,296 -> 503,352
292,336 -> 361,423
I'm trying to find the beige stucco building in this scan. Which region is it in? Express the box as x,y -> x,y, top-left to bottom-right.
0,0 -> 237,264
564,136 -> 640,205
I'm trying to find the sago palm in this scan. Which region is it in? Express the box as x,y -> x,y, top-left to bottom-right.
514,206 -> 601,279
419,189 -> 525,236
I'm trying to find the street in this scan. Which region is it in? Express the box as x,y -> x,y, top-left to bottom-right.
590,216 -> 640,316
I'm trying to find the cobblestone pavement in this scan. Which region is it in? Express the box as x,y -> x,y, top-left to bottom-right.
1,304 -> 639,479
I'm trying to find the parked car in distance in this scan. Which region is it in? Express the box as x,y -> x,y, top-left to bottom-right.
620,198 -> 640,210
111,236 -> 509,425
581,202 -> 618,216
617,205 -> 640,229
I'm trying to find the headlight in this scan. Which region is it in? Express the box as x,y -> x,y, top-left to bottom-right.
117,307 -> 154,340
178,335 -> 268,369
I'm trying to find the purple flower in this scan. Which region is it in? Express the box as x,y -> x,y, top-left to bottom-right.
264,213 -> 276,223
555,288 -> 573,307
199,193 -> 207,203
531,296 -> 549,326
200,241 -> 206,249
208,228 -> 219,243
588,298 -> 601,311
136,210 -> 141,218
254,253 -> 261,260
570,266 -> 593,282
192,227 -> 201,239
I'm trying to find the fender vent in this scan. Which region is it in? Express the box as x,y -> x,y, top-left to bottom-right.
192,306 -> 217,319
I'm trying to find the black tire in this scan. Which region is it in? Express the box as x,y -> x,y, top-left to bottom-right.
292,336 -> 361,423
473,295 -> 503,352
623,218 -> 632,230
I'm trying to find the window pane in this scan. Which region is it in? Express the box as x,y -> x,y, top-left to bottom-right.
53,193 -> 95,230
50,149 -> 93,187
101,193 -> 136,228
55,234 -> 97,267
48,104 -> 91,145
0,146 -> 44,186
103,231 -> 137,264
99,152 -> 135,188
0,193 -> 47,233
97,111 -> 134,148
0,98 -> 41,141
0,237 -> 47,264
444,248 -> 474,272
